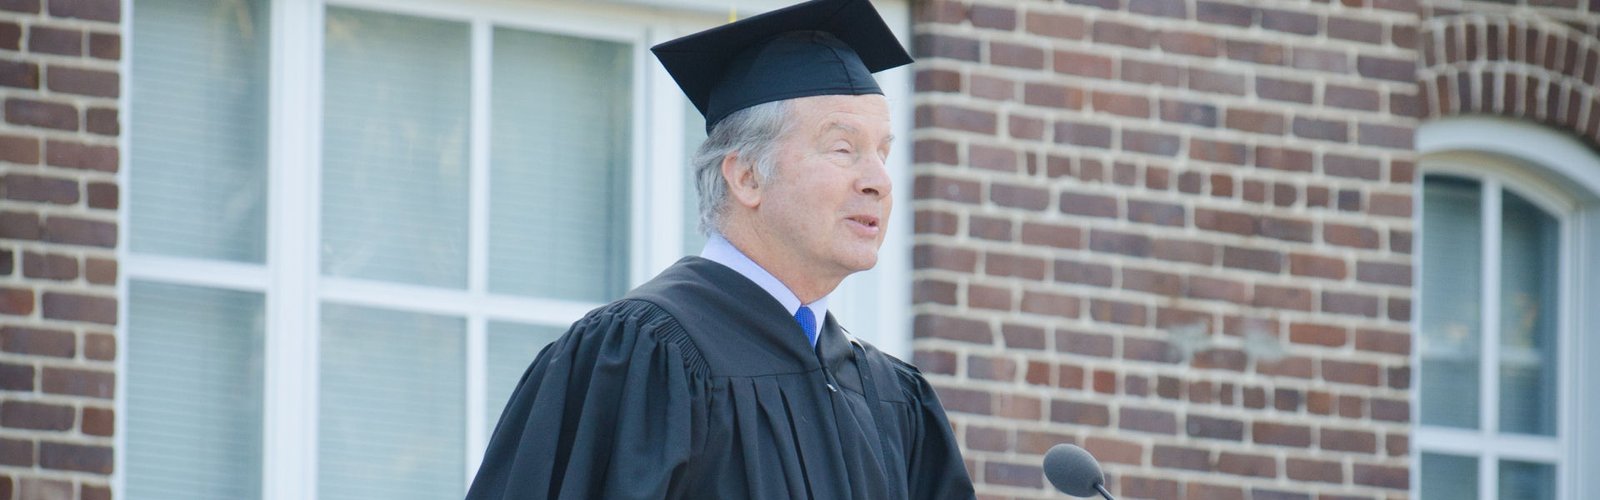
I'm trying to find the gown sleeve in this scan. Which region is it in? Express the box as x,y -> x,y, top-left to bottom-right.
902,365 -> 977,500
466,301 -> 702,500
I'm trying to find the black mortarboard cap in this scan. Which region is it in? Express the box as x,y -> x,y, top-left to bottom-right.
652,0 -> 913,132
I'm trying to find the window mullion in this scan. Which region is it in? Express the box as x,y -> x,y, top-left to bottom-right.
1556,213 -> 1577,500
465,16 -> 492,487
467,17 -> 491,295
1479,180 -> 1503,500
1410,176 -> 1424,500
644,25 -> 688,277
263,0 -> 324,499
125,255 -> 272,291
628,34 -> 655,286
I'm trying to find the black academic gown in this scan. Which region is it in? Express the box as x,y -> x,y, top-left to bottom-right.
466,257 -> 975,500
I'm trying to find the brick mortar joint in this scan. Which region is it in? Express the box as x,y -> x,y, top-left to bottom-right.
2,51 -> 124,70
932,341 -> 1414,368
0,399 -> 116,413
1,268 -> 121,285
926,0 -> 1423,47
911,67 -> 1424,120
914,127 -> 1423,168
913,303 -> 1413,344
911,115 -> 1424,161
0,466 -> 117,484
0,13 -> 123,30
915,346 -> 1416,384
910,172 -> 1419,210
943,408 -> 1416,436
0,89 -> 123,108
0,427 -> 115,444
940,401 -> 1416,440
915,337 -> 1417,371
915,65 -> 1427,111
926,384 -> 1416,416
953,397 -> 1420,426
0,163 -> 120,181
910,160 -> 1420,196
910,251 -> 1415,298
0,205 -> 123,226
0,350 -> 119,366
915,259 -> 1407,291
912,219 -> 1414,261
0,127 -> 125,149
934,284 -> 1415,325
1087,465 -> 1412,493
917,18 -> 1422,64
924,20 -> 1418,65
0,244 -> 117,263
0,204 -> 121,221
0,315 -> 116,331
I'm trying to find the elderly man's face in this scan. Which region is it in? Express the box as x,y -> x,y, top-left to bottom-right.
756,94 -> 893,278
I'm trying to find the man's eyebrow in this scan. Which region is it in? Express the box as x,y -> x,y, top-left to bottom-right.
820,122 -> 893,145
821,121 -> 858,135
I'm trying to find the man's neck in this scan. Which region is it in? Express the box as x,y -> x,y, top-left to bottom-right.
718,224 -> 842,304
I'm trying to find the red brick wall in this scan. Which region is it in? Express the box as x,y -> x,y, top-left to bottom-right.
0,0 -> 121,498
909,0 -> 1420,498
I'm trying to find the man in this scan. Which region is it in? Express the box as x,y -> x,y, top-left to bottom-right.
466,0 -> 974,498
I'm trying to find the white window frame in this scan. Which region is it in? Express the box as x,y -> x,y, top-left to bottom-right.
113,0 -> 914,498
1415,116 -> 1600,500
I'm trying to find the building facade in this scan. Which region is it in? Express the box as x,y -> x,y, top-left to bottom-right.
0,0 -> 1595,499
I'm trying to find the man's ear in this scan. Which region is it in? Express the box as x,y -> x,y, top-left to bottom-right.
722,151 -> 762,209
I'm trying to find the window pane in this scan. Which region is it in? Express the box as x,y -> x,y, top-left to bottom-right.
683,103 -> 708,255
320,304 -> 465,499
127,281 -> 264,500
488,28 -> 632,302
130,0 -> 268,262
322,8 -> 470,288
1420,452 -> 1478,500
485,321 -> 564,430
1420,176 -> 1483,429
1498,460 -> 1555,500
1498,190 -> 1560,436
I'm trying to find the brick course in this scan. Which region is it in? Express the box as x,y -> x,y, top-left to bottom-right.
1,0 -> 120,498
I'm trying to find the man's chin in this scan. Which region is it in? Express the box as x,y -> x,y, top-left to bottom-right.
841,252 -> 880,273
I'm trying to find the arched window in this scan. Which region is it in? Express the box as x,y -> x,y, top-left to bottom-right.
1415,117 -> 1600,500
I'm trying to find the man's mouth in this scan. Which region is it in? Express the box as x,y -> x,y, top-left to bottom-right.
846,215 -> 880,228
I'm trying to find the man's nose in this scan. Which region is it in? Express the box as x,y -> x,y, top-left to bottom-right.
857,155 -> 891,198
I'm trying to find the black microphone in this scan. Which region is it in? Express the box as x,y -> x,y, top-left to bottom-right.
1043,444 -> 1115,500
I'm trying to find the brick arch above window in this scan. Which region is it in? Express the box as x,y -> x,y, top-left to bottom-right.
1418,14 -> 1600,145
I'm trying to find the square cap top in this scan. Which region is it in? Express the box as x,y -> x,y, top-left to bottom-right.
652,0 -> 913,132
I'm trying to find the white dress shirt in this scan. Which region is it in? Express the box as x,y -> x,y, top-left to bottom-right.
700,233 -> 830,345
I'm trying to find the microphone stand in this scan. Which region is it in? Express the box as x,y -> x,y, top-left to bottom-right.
1094,482 -> 1116,500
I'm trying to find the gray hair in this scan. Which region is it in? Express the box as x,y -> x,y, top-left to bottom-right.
691,100 -> 793,235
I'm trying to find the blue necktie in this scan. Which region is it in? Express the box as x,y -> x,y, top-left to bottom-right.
794,306 -> 817,347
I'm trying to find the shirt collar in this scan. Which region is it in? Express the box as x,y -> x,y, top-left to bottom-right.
700,233 -> 830,327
